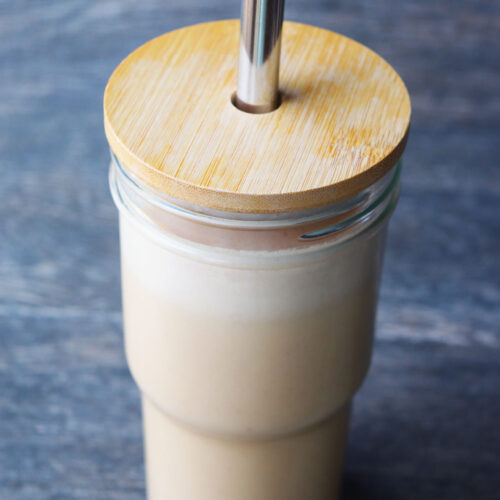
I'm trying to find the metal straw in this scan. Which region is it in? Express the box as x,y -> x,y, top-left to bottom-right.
235,0 -> 285,113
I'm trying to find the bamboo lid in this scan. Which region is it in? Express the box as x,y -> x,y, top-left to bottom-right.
104,20 -> 410,214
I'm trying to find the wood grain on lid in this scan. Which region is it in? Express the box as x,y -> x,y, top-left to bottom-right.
104,20 -> 411,214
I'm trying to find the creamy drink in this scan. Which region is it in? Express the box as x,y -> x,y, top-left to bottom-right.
121,213 -> 385,500
105,16 -> 410,500
110,155 -> 398,500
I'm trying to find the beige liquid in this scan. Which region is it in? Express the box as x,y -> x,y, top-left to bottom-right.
119,213 -> 387,500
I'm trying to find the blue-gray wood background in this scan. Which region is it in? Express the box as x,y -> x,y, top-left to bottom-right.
1,1 -> 499,498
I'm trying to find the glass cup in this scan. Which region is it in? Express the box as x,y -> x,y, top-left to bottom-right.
109,153 -> 401,500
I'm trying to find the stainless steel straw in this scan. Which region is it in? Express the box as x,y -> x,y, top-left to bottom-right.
235,0 -> 285,113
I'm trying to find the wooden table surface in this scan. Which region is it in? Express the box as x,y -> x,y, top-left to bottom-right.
1,1 -> 498,499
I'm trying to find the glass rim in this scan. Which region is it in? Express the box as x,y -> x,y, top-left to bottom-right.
110,152 -> 401,234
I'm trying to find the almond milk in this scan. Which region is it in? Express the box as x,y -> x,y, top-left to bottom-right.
118,205 -> 388,500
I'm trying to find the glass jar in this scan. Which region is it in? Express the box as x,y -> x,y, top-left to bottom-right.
109,153 -> 401,500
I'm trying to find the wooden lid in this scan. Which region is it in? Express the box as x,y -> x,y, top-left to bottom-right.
104,20 -> 410,214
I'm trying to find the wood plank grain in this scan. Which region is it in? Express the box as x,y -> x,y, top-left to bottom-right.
0,1 -> 498,499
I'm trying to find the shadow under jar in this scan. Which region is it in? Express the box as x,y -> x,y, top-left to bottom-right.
104,20 -> 410,500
